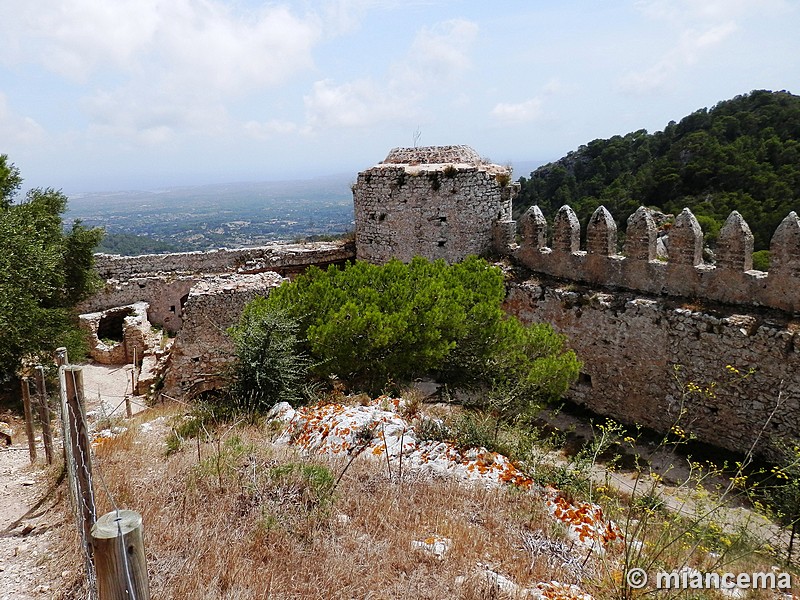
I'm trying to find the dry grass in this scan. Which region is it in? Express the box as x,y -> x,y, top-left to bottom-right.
51,402 -> 580,600
47,401 -> 798,600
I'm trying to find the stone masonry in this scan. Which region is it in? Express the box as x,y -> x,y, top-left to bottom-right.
516,204 -> 800,313
353,145 -> 517,264
80,240 -> 354,333
505,281 -> 799,459
82,240 -> 354,397
78,302 -> 161,365
351,149 -> 800,457
507,203 -> 800,458
80,145 -> 800,459
161,272 -> 285,400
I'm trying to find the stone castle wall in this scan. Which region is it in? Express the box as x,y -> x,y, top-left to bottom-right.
95,240 -> 354,280
81,145 -> 800,458
503,203 -> 800,457
161,272 -> 285,399
515,204 -> 800,312
353,146 -> 516,264
82,240 -> 355,333
505,280 -> 799,458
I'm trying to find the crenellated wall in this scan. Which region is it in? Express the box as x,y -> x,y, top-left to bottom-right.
514,204 -> 800,312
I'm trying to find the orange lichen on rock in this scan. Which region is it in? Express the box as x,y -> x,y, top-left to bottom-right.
545,494 -> 622,549
534,581 -> 594,600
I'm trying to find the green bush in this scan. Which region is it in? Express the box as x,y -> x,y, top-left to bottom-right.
234,256 -> 580,407
752,249 -> 770,271
228,304 -> 311,411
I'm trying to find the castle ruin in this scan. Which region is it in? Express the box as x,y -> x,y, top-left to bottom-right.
82,145 -> 800,458
353,145 -> 516,264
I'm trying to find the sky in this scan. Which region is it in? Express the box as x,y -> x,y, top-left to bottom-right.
0,0 -> 797,194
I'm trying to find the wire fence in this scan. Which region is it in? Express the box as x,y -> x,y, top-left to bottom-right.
52,355 -> 150,599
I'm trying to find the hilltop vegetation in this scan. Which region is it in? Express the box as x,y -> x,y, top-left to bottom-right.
515,90 -> 800,250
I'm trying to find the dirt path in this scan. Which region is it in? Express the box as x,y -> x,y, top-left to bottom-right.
0,362 -> 147,600
0,439 -> 61,600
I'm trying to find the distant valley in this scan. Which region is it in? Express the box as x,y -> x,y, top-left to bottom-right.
65,173 -> 356,253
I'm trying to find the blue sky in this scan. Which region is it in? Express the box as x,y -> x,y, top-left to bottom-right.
0,0 -> 797,193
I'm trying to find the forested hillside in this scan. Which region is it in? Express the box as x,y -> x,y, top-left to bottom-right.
97,232 -> 179,255
515,90 -> 800,250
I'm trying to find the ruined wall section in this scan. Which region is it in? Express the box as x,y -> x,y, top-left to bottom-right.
353,146 -> 516,264
505,280 -> 800,459
82,240 -> 355,333
160,272 -> 285,400
516,205 -> 800,312
94,240 -> 355,280
78,302 -> 160,365
78,277 -> 197,334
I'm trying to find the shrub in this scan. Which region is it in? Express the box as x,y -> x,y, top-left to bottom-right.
752,249 -> 770,271
228,303 -> 312,411
238,256 -> 580,405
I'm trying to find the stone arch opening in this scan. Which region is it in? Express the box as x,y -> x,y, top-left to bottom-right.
97,307 -> 134,342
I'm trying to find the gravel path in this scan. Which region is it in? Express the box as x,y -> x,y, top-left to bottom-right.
0,441 -> 61,600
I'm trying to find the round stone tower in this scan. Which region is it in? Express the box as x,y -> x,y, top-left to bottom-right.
352,145 -> 517,264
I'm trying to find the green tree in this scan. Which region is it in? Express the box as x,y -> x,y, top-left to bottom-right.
516,90 -> 800,251
233,256 -> 581,406
0,155 -> 103,389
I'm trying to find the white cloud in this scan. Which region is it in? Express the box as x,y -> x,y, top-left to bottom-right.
636,0 -> 790,22
243,119 -> 298,140
304,79 -> 415,130
0,0 -> 321,144
0,0 -> 160,82
0,1 -> 320,89
0,93 -> 45,145
404,19 -> 479,85
490,98 -> 543,123
157,2 -> 320,95
83,86 -> 232,145
619,2 -> 746,95
303,18 -> 478,132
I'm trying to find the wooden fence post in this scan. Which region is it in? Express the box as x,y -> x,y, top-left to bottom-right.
60,364 -> 97,589
55,347 -> 68,368
21,377 -> 37,464
91,510 -> 150,600
34,366 -> 54,465
55,346 -> 69,466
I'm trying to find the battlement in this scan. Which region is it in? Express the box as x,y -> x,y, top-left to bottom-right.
513,205 -> 800,312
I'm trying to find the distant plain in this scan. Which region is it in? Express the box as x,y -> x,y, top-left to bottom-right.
65,173 -> 356,253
